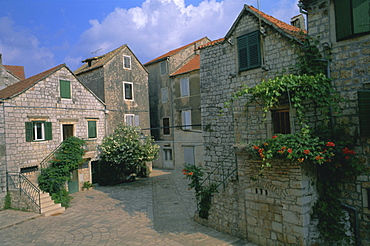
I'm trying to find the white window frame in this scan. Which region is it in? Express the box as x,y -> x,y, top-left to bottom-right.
182,110 -> 192,130
180,77 -> 190,97
123,55 -> 131,69
160,61 -> 167,76
34,122 -> 45,141
161,87 -> 169,103
163,149 -> 173,161
124,114 -> 139,126
123,82 -> 134,101
87,119 -> 98,139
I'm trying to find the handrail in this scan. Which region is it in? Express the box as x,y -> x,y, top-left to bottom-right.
39,141 -> 63,170
19,173 -> 41,213
200,149 -> 237,190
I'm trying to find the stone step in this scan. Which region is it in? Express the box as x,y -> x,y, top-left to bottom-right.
42,206 -> 65,217
39,192 -> 65,217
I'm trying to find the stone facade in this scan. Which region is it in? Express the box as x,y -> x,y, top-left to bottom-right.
76,45 -> 151,136
145,38 -> 210,169
301,0 -> 370,244
0,54 -> 22,91
0,64 -> 106,206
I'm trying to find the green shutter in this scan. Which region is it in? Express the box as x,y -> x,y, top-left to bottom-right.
352,0 -> 370,34
248,31 -> 261,69
238,31 -> 261,71
88,121 -> 97,138
334,0 -> 353,40
238,35 -> 248,71
358,91 -> 370,137
45,122 -> 52,140
60,80 -> 71,99
25,122 -> 33,142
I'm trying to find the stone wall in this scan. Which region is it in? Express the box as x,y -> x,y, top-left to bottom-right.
196,151 -> 319,246
304,1 -> 370,245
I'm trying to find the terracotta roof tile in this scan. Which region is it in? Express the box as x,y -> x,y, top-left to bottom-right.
197,38 -> 225,50
247,5 -> 306,39
144,37 -> 209,65
3,65 -> 25,80
171,55 -> 200,76
0,64 -> 64,99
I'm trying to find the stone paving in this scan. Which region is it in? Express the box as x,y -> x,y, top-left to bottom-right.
0,169 -> 256,246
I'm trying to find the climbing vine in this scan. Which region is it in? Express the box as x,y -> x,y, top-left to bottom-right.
230,35 -> 366,244
38,136 -> 86,207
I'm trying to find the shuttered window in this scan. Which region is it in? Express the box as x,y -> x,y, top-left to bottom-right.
180,77 -> 190,97
272,109 -> 291,134
25,121 -> 52,142
124,82 -> 133,100
237,31 -> 261,71
88,121 -> 97,138
60,80 -> 71,99
334,0 -> 370,40
123,55 -> 131,69
358,91 -> 370,137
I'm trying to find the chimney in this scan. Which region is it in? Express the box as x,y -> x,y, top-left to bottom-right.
291,14 -> 306,31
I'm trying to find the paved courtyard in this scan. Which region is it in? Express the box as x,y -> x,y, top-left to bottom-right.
0,169 -> 255,246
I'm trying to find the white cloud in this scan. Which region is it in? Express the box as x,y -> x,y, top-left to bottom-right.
0,16 -> 54,77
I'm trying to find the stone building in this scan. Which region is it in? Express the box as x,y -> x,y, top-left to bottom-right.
0,54 -> 25,90
198,5 -> 321,245
75,44 -> 151,136
0,64 -> 106,208
299,0 -> 370,245
144,37 -> 210,169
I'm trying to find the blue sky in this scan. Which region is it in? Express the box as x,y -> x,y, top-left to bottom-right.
0,0 -> 300,77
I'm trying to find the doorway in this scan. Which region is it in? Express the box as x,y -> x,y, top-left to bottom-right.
62,124 -> 74,140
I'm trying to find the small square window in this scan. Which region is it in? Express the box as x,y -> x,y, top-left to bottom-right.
124,82 -> 133,100
123,55 -> 131,69
180,78 -> 190,97
272,109 -> 291,134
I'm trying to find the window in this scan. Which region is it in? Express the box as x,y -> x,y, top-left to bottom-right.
334,0 -> 370,40
160,61 -> 167,76
25,121 -> 52,142
358,91 -> 370,137
163,117 -> 170,135
123,55 -> 131,69
163,149 -> 173,161
88,121 -> 97,138
182,110 -> 192,130
180,77 -> 190,97
125,114 -> 140,126
237,31 -> 261,71
161,87 -> 168,103
60,80 -> 71,99
272,109 -> 291,134
124,82 -> 133,100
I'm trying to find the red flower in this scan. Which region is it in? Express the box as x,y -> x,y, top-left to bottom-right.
326,142 -> 335,147
281,146 -> 287,150
315,155 -> 324,160
342,147 -> 356,155
253,146 -> 259,150
183,172 -> 187,175
345,156 -> 349,159
272,135 -> 278,139
264,143 -> 269,146
277,150 -> 284,154
298,158 -> 305,162
182,169 -> 187,172
188,172 -> 194,175
303,149 -> 311,154
287,149 -> 293,153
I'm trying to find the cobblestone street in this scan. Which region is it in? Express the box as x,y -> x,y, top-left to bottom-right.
0,169 -> 255,246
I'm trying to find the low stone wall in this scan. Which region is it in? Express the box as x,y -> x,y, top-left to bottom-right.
196,150 -> 320,246
8,189 -> 39,213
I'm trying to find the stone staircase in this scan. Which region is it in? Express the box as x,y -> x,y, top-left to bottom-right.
39,192 -> 65,216
22,170 -> 65,216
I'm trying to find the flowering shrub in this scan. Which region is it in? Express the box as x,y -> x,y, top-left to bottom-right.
183,164 -> 217,219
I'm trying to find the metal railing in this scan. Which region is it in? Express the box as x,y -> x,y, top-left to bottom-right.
6,172 -> 41,214
19,173 -> 41,213
200,149 -> 238,191
39,142 -> 63,170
